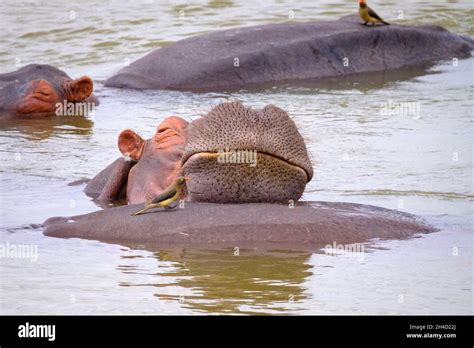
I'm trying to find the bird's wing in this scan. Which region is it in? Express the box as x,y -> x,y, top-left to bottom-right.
149,185 -> 178,204
367,6 -> 384,20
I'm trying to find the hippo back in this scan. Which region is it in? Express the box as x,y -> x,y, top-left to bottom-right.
0,64 -> 70,87
104,15 -> 474,92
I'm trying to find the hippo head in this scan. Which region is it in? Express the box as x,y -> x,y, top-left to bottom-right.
117,116 -> 188,204
87,102 -> 312,205
182,101 -> 313,203
0,64 -> 95,116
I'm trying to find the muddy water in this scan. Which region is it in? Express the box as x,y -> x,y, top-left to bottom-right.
0,0 -> 472,314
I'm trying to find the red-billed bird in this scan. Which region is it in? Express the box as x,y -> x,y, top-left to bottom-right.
132,176 -> 189,216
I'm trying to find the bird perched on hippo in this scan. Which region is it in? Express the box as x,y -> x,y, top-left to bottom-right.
358,0 -> 390,26
132,176 -> 190,216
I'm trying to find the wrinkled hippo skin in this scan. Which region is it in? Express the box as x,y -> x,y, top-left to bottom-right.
43,201 -> 436,247
104,15 -> 474,92
0,64 -> 97,117
85,116 -> 188,203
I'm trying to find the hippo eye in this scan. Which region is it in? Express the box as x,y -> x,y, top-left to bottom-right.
32,80 -> 55,99
36,89 -> 50,96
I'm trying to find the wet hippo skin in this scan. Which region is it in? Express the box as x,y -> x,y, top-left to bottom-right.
104,15 -> 474,92
43,202 -> 436,247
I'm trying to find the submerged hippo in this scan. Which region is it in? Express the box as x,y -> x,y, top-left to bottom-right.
104,15 -> 473,92
46,101 -> 436,246
0,64 -> 97,117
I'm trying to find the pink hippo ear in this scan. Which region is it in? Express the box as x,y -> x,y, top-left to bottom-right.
62,76 -> 94,102
118,129 -> 145,161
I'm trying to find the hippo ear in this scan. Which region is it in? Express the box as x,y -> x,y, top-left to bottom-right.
118,129 -> 145,161
63,76 -> 93,102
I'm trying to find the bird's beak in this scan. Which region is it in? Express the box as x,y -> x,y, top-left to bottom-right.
183,177 -> 191,181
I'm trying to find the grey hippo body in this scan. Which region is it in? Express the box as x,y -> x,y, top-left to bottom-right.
105,15 -> 473,92
44,101 -> 436,247
43,201 -> 436,247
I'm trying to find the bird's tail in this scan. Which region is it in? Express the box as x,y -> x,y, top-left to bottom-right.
132,205 -> 151,216
382,20 -> 390,25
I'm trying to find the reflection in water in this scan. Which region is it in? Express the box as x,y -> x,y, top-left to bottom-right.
119,247 -> 313,314
90,197 -> 128,210
0,115 -> 93,140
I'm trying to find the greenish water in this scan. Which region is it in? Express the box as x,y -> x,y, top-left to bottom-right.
0,0 -> 473,314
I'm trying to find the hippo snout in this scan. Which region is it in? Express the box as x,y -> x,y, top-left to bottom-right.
181,101 -> 313,203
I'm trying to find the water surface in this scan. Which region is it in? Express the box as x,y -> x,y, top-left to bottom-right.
0,0 -> 472,314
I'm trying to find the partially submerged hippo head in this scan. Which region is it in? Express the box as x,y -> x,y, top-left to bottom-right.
85,116 -> 188,204
182,101 -> 313,203
86,101 -> 313,205
0,64 -> 96,116
118,116 -> 188,203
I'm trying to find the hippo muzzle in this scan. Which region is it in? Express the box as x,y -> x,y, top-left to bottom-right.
181,101 -> 313,203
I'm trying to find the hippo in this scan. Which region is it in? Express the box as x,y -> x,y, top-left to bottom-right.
104,15 -> 474,92
0,64 -> 97,117
45,101 -> 436,247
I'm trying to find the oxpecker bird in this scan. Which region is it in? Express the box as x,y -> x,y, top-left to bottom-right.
132,176 -> 189,216
359,0 -> 390,26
